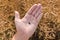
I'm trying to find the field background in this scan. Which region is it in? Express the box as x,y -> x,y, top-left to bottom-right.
0,0 -> 60,40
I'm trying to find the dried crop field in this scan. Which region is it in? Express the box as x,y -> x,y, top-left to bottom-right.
0,0 -> 60,40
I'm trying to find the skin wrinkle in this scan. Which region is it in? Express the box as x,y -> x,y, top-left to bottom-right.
28,4 -> 37,15
32,5 -> 40,17
36,6 -> 41,19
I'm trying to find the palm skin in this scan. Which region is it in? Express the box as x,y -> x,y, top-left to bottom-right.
14,4 -> 43,40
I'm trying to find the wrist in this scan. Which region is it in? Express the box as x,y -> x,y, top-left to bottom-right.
12,33 -> 20,40
12,33 -> 29,40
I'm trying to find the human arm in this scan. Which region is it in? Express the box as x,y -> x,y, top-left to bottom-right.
12,4 -> 43,40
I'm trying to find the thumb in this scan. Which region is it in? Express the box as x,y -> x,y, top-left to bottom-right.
15,11 -> 20,19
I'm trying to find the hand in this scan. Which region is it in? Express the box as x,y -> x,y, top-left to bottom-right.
14,4 -> 43,40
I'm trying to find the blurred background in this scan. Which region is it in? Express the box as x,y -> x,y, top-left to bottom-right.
0,0 -> 60,40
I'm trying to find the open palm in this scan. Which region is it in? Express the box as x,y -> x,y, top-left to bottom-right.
15,4 -> 43,40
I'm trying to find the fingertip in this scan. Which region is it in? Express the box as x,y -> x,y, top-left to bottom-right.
38,3 -> 42,6
38,3 -> 42,11
33,4 -> 42,6
34,4 -> 37,5
15,11 -> 19,14
15,11 -> 20,19
38,3 -> 42,8
33,4 -> 38,7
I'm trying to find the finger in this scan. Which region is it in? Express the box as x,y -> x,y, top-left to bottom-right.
15,11 -> 20,19
30,4 -> 42,26
24,4 -> 38,19
31,13 -> 43,26
26,4 -> 38,15
32,4 -> 41,17
23,4 -> 38,23
35,4 -> 42,18
37,13 -> 43,22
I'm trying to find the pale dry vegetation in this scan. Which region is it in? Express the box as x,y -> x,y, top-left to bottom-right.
0,0 -> 60,40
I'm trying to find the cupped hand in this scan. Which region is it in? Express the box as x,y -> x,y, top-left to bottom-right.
15,4 -> 43,40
